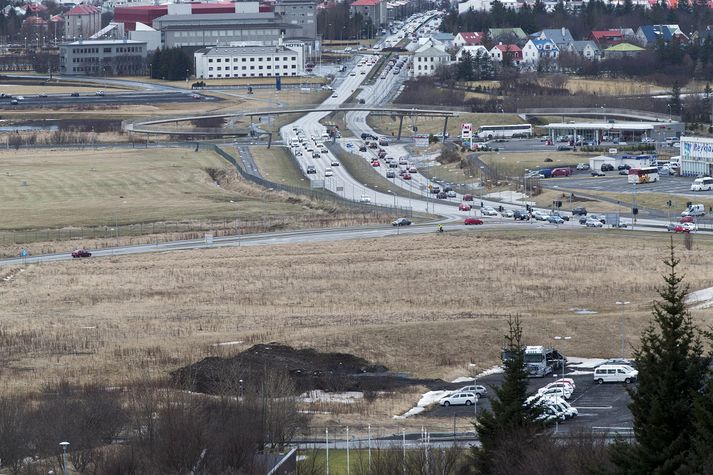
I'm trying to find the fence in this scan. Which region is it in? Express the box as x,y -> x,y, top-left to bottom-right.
210,143 -> 414,217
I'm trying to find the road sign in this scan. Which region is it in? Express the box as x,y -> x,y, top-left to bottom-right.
20,249 -> 27,257
275,76 -> 282,91
204,233 -> 214,245
414,134 -> 429,147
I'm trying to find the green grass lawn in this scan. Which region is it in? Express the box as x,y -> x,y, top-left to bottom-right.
250,145 -> 310,189
0,147 -> 311,231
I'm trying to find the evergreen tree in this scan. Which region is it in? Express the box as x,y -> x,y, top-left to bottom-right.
470,315 -> 543,473
458,51 -> 474,81
610,243 -> 708,474
150,48 -> 161,79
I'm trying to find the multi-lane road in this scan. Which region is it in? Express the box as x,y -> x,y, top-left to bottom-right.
0,91 -> 214,108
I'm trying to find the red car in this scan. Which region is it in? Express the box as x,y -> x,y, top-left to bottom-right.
459,203 -> 472,211
464,218 -> 483,225
680,216 -> 694,223
71,249 -> 92,258
463,194 -> 474,202
371,161 -> 380,167
402,173 -> 412,180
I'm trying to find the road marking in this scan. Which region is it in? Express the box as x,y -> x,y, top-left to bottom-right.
575,406 -> 613,410
592,426 -> 633,431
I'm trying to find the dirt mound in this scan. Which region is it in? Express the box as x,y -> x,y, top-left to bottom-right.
171,343 -> 446,394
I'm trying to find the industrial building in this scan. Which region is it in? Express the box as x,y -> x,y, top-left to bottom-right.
194,43 -> 304,79
59,39 -> 147,76
679,136 -> 713,176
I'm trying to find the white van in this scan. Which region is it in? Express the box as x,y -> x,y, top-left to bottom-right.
593,364 -> 638,384
682,204 -> 706,217
691,177 -> 713,191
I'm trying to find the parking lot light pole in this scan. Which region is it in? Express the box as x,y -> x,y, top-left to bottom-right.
616,301 -> 630,359
59,441 -> 69,475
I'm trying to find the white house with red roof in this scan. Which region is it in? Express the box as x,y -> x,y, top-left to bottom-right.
349,0 -> 387,28
453,32 -> 484,48
489,43 -> 522,66
65,4 -> 101,40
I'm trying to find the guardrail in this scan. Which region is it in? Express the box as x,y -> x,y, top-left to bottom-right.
209,143 -> 414,217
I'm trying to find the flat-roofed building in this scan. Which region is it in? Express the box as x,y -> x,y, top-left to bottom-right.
59,39 -> 147,76
152,13 -> 300,49
194,43 -> 304,79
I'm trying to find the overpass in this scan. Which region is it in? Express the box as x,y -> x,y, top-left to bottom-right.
122,104 -> 461,142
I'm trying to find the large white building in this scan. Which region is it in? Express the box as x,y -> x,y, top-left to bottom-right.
194,43 -> 304,79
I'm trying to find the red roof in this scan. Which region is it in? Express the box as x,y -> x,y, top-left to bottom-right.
590,30 -> 624,40
493,44 -> 521,52
67,4 -> 99,15
457,32 -> 484,45
351,0 -> 380,6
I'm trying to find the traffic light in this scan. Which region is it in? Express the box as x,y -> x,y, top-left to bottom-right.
498,205 -> 504,212
687,201 -> 693,208
480,201 -> 484,208
526,204 -> 532,211
632,207 -> 639,215
667,200 -> 672,207
556,200 -> 562,208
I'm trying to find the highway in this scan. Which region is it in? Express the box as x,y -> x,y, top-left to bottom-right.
0,91 -> 215,108
277,14 -> 466,218
0,221 -> 531,267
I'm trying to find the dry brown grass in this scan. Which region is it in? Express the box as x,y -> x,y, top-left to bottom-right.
2,229 -> 713,406
367,113 -> 524,138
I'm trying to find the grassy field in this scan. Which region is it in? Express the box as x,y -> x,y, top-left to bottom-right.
250,145 -> 309,188
0,146 -> 367,232
367,113 -> 524,139
118,75 -> 327,90
586,190 -> 713,215
2,229 -> 713,431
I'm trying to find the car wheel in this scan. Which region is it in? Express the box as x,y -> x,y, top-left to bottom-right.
465,400 -> 472,406
475,393 -> 481,399
597,378 -> 604,384
443,401 -> 450,406
625,378 -> 632,384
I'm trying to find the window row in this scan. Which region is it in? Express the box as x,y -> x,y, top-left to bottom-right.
207,64 -> 298,71
207,56 -> 296,63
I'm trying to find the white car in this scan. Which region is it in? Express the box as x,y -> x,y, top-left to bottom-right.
324,167 -> 334,177
551,378 -> 576,390
481,206 -> 498,216
503,209 -> 515,218
537,386 -> 572,400
542,381 -> 574,394
439,391 -> 478,406
585,218 -> 603,228
359,195 -> 371,203
532,210 -> 548,221
453,385 -> 487,398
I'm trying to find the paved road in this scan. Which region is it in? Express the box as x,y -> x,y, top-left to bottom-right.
0,91 -> 215,109
0,221 -> 528,267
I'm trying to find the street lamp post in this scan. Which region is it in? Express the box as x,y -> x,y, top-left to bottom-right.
616,301 -> 630,359
59,441 -> 70,475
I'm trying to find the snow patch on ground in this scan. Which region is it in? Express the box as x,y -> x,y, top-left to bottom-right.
393,390 -> 451,419
569,308 -> 598,315
451,365 -> 504,383
299,390 -> 364,404
686,286 -> 713,309
211,340 -> 243,347
567,357 -> 607,370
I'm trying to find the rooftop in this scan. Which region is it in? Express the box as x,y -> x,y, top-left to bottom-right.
62,39 -> 147,46
604,42 -> 645,52
66,4 -> 99,15
201,45 -> 298,56
351,0 -> 381,5
544,122 -> 668,131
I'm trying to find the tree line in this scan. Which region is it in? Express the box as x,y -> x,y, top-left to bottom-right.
0,369 -> 307,474
149,47 -> 192,81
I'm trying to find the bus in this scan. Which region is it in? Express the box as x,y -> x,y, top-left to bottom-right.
628,166 -> 660,184
476,124 -> 533,139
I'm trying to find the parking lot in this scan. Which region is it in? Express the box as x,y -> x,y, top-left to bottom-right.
421,367 -> 634,435
546,174 -> 712,197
